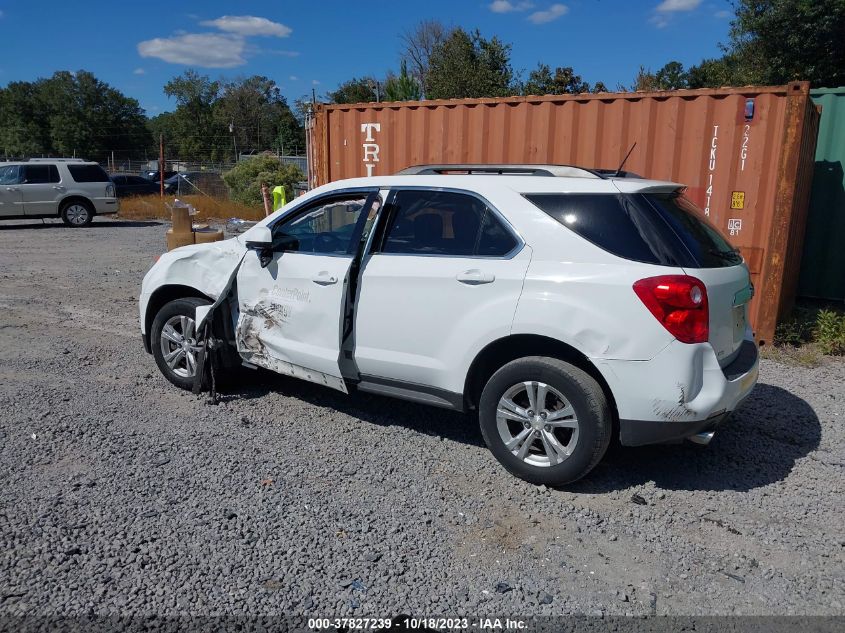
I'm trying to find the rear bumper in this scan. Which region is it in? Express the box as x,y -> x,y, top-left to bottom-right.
594,336 -> 759,447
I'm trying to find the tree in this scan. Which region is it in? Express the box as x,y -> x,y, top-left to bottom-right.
628,66 -> 661,92
222,154 -> 304,206
0,70 -> 149,160
425,28 -> 517,99
214,76 -> 304,155
592,81 -> 609,93
400,19 -> 450,97
523,64 -> 591,95
327,77 -> 380,104
687,55 -> 744,88
163,70 -> 225,160
727,0 -> 845,87
654,61 -> 689,90
384,61 -> 422,102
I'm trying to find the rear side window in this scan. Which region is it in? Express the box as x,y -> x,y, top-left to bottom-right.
0,165 -> 21,185
526,192 -> 741,268
22,164 -> 60,184
67,164 -> 110,183
640,193 -> 743,267
380,190 -> 517,257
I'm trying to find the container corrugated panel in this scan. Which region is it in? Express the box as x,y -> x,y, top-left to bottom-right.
798,87 -> 845,301
310,82 -> 819,344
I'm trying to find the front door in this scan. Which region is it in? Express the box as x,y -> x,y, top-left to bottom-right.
0,165 -> 23,217
235,190 -> 379,392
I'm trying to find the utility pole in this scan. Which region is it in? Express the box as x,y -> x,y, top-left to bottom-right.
229,121 -> 237,163
159,134 -> 164,198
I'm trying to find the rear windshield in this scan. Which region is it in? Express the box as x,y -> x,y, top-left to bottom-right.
525,192 -> 742,268
67,164 -> 110,183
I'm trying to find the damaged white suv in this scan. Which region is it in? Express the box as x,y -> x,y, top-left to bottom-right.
139,165 -> 759,485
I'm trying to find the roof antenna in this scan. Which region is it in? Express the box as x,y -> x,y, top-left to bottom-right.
614,142 -> 637,177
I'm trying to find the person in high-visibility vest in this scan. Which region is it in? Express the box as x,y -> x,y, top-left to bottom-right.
272,185 -> 287,211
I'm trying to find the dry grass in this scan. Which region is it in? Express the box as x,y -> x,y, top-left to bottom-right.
117,194 -> 266,222
760,342 -> 824,368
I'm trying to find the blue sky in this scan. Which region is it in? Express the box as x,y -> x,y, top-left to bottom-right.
0,0 -> 734,116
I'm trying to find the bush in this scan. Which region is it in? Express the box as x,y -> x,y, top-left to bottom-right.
222,155 -> 304,207
814,309 -> 845,355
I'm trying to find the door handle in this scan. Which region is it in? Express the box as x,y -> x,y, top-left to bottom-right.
52,186 -> 65,190
5,187 -> 19,192
456,269 -> 495,285
312,271 -> 338,285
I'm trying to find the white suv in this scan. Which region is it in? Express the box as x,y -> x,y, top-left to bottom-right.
139,165 -> 759,485
0,158 -> 118,226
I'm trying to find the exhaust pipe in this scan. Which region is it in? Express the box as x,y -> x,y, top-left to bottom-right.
688,430 -> 715,446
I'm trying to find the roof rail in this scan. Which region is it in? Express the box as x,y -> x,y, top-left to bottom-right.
27,157 -> 86,163
397,164 -> 604,179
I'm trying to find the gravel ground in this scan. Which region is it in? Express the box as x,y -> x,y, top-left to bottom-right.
0,217 -> 843,621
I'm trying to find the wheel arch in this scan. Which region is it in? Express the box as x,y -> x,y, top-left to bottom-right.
463,334 -> 618,424
143,284 -> 212,351
58,195 -> 95,216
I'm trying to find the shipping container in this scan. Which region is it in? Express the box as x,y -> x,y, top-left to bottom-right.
798,87 -> 845,301
309,82 -> 820,345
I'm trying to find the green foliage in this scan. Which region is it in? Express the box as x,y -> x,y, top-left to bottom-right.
728,0 -> 845,87
814,309 -> 845,355
222,155 -> 304,207
0,70 -> 150,160
384,61 -> 422,102
523,64 -> 590,95
687,55 -> 745,88
327,77 -> 380,104
425,29 -> 517,99
654,61 -> 689,90
163,70 -> 225,160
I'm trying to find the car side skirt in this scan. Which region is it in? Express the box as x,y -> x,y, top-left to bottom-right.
356,375 -> 465,411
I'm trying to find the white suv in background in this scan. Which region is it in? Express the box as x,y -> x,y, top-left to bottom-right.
0,158 -> 118,226
139,165 -> 759,485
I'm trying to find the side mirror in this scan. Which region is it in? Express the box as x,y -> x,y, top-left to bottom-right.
244,226 -> 273,268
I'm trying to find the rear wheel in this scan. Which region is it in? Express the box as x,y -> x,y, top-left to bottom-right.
151,297 -> 211,390
60,200 -> 94,227
479,356 -> 612,486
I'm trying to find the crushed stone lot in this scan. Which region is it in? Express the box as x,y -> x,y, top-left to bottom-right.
0,218 -> 843,619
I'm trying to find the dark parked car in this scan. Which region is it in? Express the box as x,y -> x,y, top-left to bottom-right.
140,170 -> 178,182
163,172 -> 203,195
111,174 -> 161,197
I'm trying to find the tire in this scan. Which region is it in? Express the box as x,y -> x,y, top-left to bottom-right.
60,200 -> 94,227
478,356 -> 612,486
151,297 -> 211,390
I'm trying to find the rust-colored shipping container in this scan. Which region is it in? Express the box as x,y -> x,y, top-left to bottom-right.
309,82 -> 820,345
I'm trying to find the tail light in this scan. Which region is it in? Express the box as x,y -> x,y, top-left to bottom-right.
633,275 -> 709,343
106,183 -> 115,197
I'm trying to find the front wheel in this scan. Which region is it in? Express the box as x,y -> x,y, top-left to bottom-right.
478,356 -> 612,486
60,200 -> 94,227
151,297 -> 211,390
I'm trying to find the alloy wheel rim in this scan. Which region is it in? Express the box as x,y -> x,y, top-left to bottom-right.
66,205 -> 89,225
159,315 -> 200,378
496,381 -> 579,468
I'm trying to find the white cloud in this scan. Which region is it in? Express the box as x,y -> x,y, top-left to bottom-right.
138,33 -> 246,68
133,67 -> 146,75
265,49 -> 300,57
527,3 -> 568,24
655,0 -> 701,12
200,15 -> 291,38
489,1 -> 534,12
289,75 -> 299,81
312,80 -> 320,85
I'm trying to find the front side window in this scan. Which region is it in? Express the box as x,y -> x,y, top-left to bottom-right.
272,195 -> 371,255
380,190 -> 517,257
67,164 -> 110,183
0,165 -> 21,185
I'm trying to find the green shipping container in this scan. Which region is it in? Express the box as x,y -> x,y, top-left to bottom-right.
798,87 -> 845,301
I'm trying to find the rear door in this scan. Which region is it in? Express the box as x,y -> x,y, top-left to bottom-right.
354,188 -> 531,393
20,164 -> 62,216
235,190 -> 380,392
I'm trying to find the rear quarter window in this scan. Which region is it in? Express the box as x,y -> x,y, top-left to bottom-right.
525,192 -> 742,268
67,164 -> 110,183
